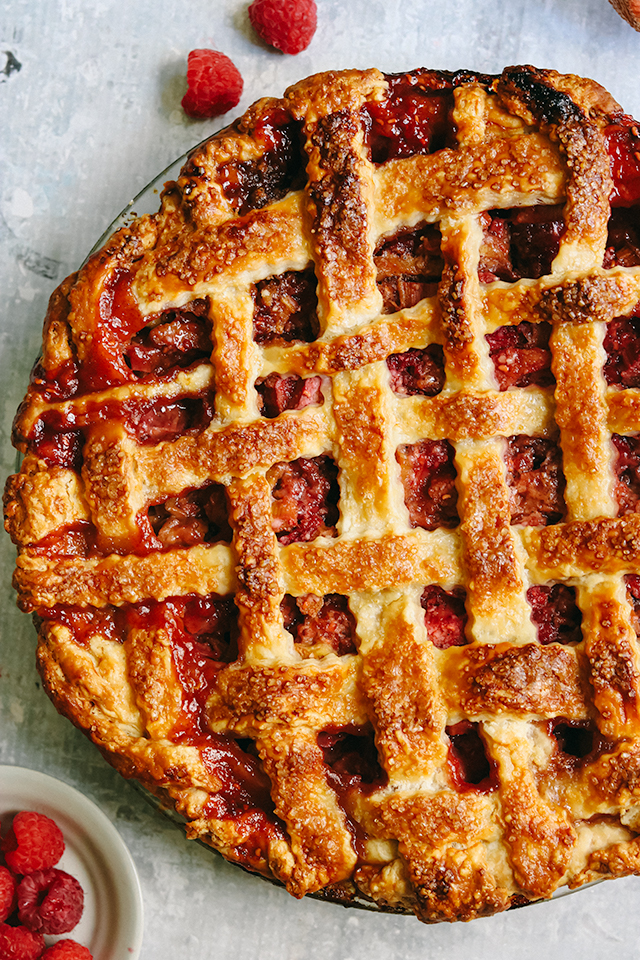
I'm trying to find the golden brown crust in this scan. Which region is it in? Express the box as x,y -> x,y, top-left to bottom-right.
5,64 -> 640,923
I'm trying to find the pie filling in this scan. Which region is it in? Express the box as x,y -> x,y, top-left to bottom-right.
9,66 -> 640,921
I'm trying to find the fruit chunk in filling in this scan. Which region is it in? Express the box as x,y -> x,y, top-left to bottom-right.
374,222 -> 443,314
281,594 -> 357,657
214,110 -> 305,216
421,585 -> 468,648
362,72 -> 455,164
604,315 -> 640,388
625,574 -> 640,637
269,454 -> 340,544
252,268 -> 319,346
386,344 -> 445,396
504,435 -> 566,526
396,439 -> 459,530
123,300 -> 211,376
143,483 -> 232,551
478,205 -> 564,282
255,372 -> 324,418
485,321 -> 554,391
446,721 -> 497,793
612,434 -> 640,515
526,584 -> 582,645
603,207 -> 640,268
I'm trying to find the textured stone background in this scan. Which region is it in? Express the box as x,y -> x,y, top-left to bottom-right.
1,1 -> 640,957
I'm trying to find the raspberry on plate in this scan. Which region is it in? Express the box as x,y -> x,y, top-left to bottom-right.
41,941 -> 93,960
0,922 -> 45,960
18,869 -> 84,936
2,812 -> 64,875
0,866 -> 17,922
181,49 -> 243,119
248,0 -> 317,54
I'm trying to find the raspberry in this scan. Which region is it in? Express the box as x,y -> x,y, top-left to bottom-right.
17,869 -> 83,936
2,813 -> 65,875
248,0 -> 317,54
0,922 -> 45,960
41,941 -> 93,960
181,49 -> 243,119
0,866 -> 17,922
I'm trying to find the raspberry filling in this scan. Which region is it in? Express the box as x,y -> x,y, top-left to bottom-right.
255,372 -> 324,418
612,434 -> 640,515
386,344 -> 446,397
625,574 -> 640,637
547,718 -> 615,772
421,585 -> 468,648
396,439 -> 459,530
604,117 -> 640,208
215,110 -> 306,216
28,392 -> 215,471
143,483 -> 232,551
269,454 -> 340,544
374,222 -> 443,314
603,315 -> 640,387
123,300 -> 211,377
478,205 -> 565,282
281,593 -> 357,656
526,584 -> 582,645
504,435 -> 566,526
38,604 -> 129,645
485,321 -> 554,391
252,267 -> 319,346
363,72 -> 455,164
446,721 -> 497,793
603,207 -> 640,269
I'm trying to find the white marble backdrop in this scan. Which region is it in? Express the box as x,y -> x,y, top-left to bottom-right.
1,1 -> 639,957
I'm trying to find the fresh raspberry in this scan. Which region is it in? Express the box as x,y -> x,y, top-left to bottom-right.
0,922 -> 45,960
17,869 -> 83,936
2,813 -> 65,875
41,941 -> 93,960
0,866 -> 17,922
181,49 -> 243,119
248,0 -> 317,54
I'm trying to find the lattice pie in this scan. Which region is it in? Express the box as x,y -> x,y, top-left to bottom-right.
5,65 -> 640,922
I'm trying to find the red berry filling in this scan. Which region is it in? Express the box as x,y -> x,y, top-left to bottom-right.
485,321 -> 554,391
269,455 -> 340,544
252,268 -> 319,346
386,345 -> 446,397
421,585 -> 468,648
143,483 -> 232,551
281,594 -> 357,656
123,300 -> 211,377
2,812 -> 64,875
216,110 -> 306,216
612,434 -> 640,515
504,435 -> 566,526
626,574 -> 640,637
18,868 -> 83,935
181,49 -> 243,120
603,207 -> 640,269
604,117 -> 640,208
396,439 -> 459,530
248,0 -> 317,55
363,72 -> 456,164
255,372 -> 324,418
478,205 -> 565,282
526,584 -> 582,645
446,721 -> 497,793
374,222 -> 443,314
603,315 -> 640,387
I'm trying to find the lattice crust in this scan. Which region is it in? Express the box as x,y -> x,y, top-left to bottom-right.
5,65 -> 640,923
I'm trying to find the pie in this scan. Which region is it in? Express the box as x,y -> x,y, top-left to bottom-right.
5,64 -> 640,923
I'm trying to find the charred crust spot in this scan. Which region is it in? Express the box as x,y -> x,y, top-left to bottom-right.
499,66 -> 582,128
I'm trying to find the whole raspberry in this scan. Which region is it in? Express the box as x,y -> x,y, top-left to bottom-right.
248,0 -> 317,54
181,49 -> 243,119
0,866 -> 17,922
0,922 -> 45,960
2,813 -> 65,875
41,941 -> 93,960
17,869 -> 84,936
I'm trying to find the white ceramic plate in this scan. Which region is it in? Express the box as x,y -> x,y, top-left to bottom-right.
0,766 -> 143,959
